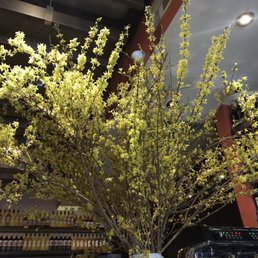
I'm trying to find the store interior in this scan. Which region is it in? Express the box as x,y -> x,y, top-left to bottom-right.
0,0 -> 258,257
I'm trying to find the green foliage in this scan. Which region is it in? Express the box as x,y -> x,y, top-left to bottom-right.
0,0 -> 257,255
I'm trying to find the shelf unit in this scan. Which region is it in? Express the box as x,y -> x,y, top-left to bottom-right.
0,225 -> 107,257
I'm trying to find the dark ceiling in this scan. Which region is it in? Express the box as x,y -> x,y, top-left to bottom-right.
0,0 -> 146,73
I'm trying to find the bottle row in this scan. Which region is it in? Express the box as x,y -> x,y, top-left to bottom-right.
0,209 -> 97,228
0,233 -> 107,252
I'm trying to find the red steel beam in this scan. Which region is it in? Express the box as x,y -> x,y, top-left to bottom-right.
216,105 -> 258,227
106,0 -> 183,95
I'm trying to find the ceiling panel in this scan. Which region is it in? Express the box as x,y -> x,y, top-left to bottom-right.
165,0 -> 258,114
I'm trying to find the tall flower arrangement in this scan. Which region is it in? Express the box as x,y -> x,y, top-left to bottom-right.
0,0 -> 257,255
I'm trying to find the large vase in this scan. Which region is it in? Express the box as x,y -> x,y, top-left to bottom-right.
130,253 -> 164,258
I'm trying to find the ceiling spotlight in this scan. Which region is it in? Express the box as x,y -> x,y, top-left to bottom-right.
131,50 -> 145,61
236,12 -> 255,27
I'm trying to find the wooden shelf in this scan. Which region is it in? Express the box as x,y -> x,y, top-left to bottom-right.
0,250 -> 73,257
0,226 -> 102,233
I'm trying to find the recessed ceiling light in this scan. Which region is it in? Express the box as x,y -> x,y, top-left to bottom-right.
236,12 -> 255,27
131,50 -> 145,61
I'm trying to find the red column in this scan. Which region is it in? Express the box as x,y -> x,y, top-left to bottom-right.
216,105 -> 258,227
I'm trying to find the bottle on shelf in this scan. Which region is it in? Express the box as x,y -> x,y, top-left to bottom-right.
31,233 -> 37,251
99,234 -> 105,248
13,210 -> 19,226
77,215 -> 83,227
12,236 -> 18,252
83,234 -> 88,249
95,234 -> 99,248
57,211 -> 62,227
87,234 -> 92,249
18,210 -> 24,226
70,212 -> 76,227
49,211 -> 54,227
22,233 -> 28,251
56,235 -> 61,251
17,235 -> 23,252
71,233 -> 77,251
6,234 -> 12,251
50,211 -> 58,227
54,212 -> 60,227
56,234 -> 60,251
49,235 -> 54,251
45,233 -> 50,251
54,235 -> 60,251
36,233 -> 41,250
62,235 -> 66,251
2,235 -> 8,251
70,234 -> 74,251
64,211 -> 69,227
10,210 -> 15,226
63,234 -> 68,250
63,211 -> 69,227
5,210 -> 11,226
78,233 -> 84,250
81,234 -> 85,250
0,236 -> 3,251
66,234 -> 72,251
2,235 -> 7,251
76,233 -> 81,251
39,233 -> 44,251
27,233 -> 33,251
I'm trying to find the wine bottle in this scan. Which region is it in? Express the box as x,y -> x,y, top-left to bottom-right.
67,235 -> 72,251
5,210 -> 11,226
50,211 -> 55,227
52,211 -> 58,227
27,233 -> 33,251
18,235 -> 23,252
22,233 -> 28,251
31,233 -> 37,251
2,236 -> 8,251
49,235 -> 54,251
55,236 -> 60,251
63,211 -> 68,227
10,210 -> 15,226
95,233 -> 99,248
79,233 -> 84,250
7,235 -> 12,251
45,233 -> 50,251
84,234 -> 89,249
39,233 -> 44,251
71,234 -> 76,251
14,210 -> 20,226
61,234 -> 67,250
69,212 -> 75,226
88,234 -> 92,249
36,233 -> 41,250
57,211 -> 62,227
0,236 -> 3,251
